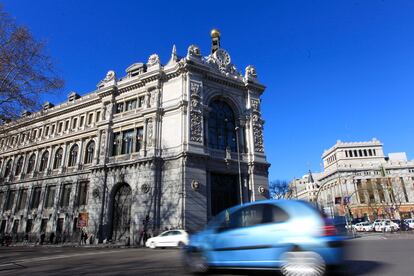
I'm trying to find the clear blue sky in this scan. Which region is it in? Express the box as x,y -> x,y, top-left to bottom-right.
3,0 -> 414,181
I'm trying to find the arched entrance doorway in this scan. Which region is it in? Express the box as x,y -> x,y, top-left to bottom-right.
110,183 -> 132,242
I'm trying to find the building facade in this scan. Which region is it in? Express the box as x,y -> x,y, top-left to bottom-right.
0,31 -> 270,244
290,139 -> 414,220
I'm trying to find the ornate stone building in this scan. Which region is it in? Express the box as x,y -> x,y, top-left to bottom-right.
0,30 -> 269,244
290,139 -> 414,220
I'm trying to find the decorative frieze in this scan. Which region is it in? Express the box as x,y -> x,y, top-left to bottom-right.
189,81 -> 203,143
251,99 -> 264,153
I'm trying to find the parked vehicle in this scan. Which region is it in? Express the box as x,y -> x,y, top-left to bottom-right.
392,219 -> 410,231
183,200 -> 345,276
145,229 -> 188,249
405,219 -> 414,229
373,219 -> 399,232
354,221 -> 374,232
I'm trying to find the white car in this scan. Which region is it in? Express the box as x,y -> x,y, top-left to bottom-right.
145,229 -> 188,249
405,219 -> 414,229
354,221 -> 374,232
373,219 -> 399,232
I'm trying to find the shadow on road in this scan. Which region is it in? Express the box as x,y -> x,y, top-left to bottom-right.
201,260 -> 386,276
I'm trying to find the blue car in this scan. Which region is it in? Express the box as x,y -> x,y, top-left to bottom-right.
183,199 -> 345,275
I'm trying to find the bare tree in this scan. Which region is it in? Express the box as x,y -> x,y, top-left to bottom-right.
0,5 -> 63,122
269,180 -> 292,199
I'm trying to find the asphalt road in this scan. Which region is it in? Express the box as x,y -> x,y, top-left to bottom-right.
0,234 -> 412,276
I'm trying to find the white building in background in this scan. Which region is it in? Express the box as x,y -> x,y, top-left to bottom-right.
290,139 -> 414,219
0,30 -> 270,244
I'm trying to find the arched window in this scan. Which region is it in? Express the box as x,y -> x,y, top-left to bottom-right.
207,100 -> 237,152
84,141 -> 95,164
39,151 -> 49,172
14,156 -> 24,176
53,147 -> 63,169
27,154 -> 36,174
68,144 -> 78,167
4,159 -> 12,177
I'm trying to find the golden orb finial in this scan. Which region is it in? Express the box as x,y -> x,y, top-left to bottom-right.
210,28 -> 221,38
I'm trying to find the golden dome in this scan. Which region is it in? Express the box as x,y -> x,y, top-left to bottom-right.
210,28 -> 221,38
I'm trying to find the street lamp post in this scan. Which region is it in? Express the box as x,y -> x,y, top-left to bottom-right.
235,126 -> 243,205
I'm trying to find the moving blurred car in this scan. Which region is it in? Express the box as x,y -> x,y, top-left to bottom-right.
354,221 -> 374,232
145,229 -> 188,249
373,219 -> 399,232
392,219 -> 410,231
183,200 -> 345,276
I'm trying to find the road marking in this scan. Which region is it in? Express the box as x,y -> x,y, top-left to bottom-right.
0,249 -> 124,267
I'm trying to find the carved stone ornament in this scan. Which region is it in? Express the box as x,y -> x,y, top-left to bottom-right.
191,180 -> 200,191
187,45 -> 201,58
189,81 -> 203,143
245,65 -> 257,80
190,112 -> 202,143
141,183 -> 150,194
104,70 -> 115,82
146,119 -> 153,147
92,188 -> 100,198
147,54 -> 160,67
251,99 -> 260,112
258,185 -> 266,195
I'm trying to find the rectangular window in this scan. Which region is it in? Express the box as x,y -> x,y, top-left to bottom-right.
25,219 -> 33,233
51,124 -> 55,135
30,187 -> 42,210
115,102 -> 124,113
88,113 -> 93,125
58,122 -> 63,133
96,111 -> 101,122
138,96 -> 145,108
65,120 -> 69,131
16,189 -> 28,211
122,129 -> 135,154
5,190 -> 16,210
0,192 -> 4,209
136,127 -> 144,152
112,132 -> 121,156
72,118 -> 78,129
356,180 -> 365,204
400,177 -> 409,203
80,116 -> 85,127
60,184 -> 72,207
45,126 -> 49,136
40,219 -> 48,233
125,99 -> 137,111
12,219 -> 19,234
0,220 -> 6,234
38,128 -> 43,138
376,179 -> 386,203
77,182 -> 88,206
366,179 -> 375,203
45,186 -> 56,208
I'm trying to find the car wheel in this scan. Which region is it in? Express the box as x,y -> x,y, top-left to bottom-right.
178,241 -> 185,248
281,251 -> 326,276
184,250 -> 209,274
149,241 -> 156,249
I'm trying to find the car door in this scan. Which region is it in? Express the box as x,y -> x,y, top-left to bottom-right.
156,231 -> 172,246
210,203 -> 289,267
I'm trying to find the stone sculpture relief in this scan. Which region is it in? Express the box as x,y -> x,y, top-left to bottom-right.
189,81 -> 203,143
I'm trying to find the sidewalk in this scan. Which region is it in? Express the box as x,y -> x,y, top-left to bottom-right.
4,242 -> 147,249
